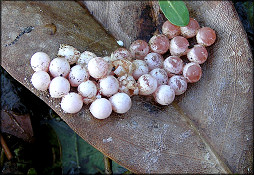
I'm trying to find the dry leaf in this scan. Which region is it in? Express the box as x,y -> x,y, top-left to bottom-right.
1,110 -> 33,142
1,1 -> 253,174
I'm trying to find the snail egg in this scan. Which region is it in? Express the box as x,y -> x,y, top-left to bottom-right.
180,18 -> 200,38
30,52 -> 50,72
129,40 -> 150,59
31,71 -> 51,91
132,60 -> 149,80
196,27 -> 216,47
183,62 -> 202,83
77,51 -> 97,67
109,93 -> 132,114
99,75 -> 119,97
170,36 -> 189,56
144,52 -> 164,71
111,48 -> 132,61
88,57 -> 109,79
61,92 -> 83,113
49,57 -> 70,78
187,45 -> 208,64
90,98 -> 112,119
49,76 -> 70,98
57,44 -> 80,65
168,75 -> 187,95
149,34 -> 170,54
78,80 -> 97,99
150,68 -> 169,86
153,85 -> 175,105
118,75 -> 139,96
113,59 -> 135,77
137,74 -> 158,95
68,65 -> 89,87
102,56 -> 114,76
163,56 -> 184,75
162,20 -> 181,39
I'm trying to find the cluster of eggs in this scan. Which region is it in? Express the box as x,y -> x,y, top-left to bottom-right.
30,18 -> 216,119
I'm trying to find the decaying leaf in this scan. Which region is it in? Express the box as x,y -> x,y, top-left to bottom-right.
1,1 -> 253,174
1,110 -> 33,142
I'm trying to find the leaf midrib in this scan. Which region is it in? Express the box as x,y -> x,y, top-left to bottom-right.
168,1 -> 185,25
172,102 -> 232,174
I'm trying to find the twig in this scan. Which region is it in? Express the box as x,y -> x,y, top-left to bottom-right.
0,134 -> 13,160
0,148 -> 5,168
104,155 -> 112,174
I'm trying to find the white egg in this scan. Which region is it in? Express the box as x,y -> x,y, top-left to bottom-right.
89,98 -> 112,119
30,52 -> 50,72
109,93 -> 132,114
77,51 -> 97,67
144,52 -> 164,71
49,57 -> 70,78
57,44 -> 80,65
68,65 -> 89,87
132,60 -> 149,80
61,92 -> 83,113
49,77 -> 70,98
87,57 -> 109,79
99,75 -> 119,97
31,71 -> 51,91
149,68 -> 169,86
153,85 -> 175,105
78,80 -> 97,99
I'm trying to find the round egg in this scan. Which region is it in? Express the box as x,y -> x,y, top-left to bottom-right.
30,52 -> 50,72
49,76 -> 70,98
31,71 -> 51,91
109,93 -> 132,114
90,98 -> 112,119
68,65 -> 89,87
61,92 -> 83,113
49,57 -> 70,78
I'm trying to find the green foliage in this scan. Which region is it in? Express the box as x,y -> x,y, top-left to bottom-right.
48,119 -> 128,174
243,1 -> 254,29
27,168 -> 37,175
159,0 -> 189,26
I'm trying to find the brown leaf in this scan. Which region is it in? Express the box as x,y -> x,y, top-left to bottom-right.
1,1 -> 253,174
1,110 -> 33,142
